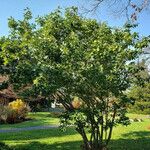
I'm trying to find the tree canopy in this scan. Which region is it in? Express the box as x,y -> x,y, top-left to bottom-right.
127,60 -> 150,113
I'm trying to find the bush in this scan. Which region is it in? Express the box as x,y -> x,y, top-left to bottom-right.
71,97 -> 82,109
129,101 -> 150,114
0,142 -> 12,150
7,99 -> 30,123
0,99 -> 30,124
0,105 -> 10,123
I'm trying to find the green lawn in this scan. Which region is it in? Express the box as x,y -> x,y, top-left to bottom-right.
0,112 -> 59,129
0,113 -> 150,150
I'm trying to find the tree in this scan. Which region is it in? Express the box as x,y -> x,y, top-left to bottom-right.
0,37 -> 7,74
0,7 -> 149,150
127,60 -> 150,114
128,82 -> 150,113
84,0 -> 150,21
0,37 -> 9,90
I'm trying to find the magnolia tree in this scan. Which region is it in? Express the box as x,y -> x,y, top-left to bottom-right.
1,7 -> 149,150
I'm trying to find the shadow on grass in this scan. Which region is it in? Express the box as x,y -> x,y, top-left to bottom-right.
1,130 -> 150,150
109,131 -> 150,150
0,128 -> 78,141
13,141 -> 82,150
12,133 -> 150,150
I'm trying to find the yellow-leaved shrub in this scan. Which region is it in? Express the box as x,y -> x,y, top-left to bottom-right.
72,97 -> 83,109
0,99 -> 31,124
7,99 -> 30,123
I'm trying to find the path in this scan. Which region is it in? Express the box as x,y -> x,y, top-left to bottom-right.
0,125 -> 59,133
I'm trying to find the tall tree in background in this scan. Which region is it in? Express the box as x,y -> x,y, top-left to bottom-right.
0,37 -> 9,90
85,0 -> 150,21
128,60 -> 150,114
0,8 -> 149,150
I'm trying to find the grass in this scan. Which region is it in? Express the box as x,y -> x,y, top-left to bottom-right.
0,112 -> 59,129
0,113 -> 150,150
110,116 -> 150,150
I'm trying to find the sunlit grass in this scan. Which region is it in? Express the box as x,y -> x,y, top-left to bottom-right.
0,112 -> 60,129
0,113 -> 150,150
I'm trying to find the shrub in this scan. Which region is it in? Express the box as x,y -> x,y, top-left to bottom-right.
0,99 -> 30,124
0,142 -> 12,150
7,99 -> 30,123
71,97 -> 82,109
0,105 -> 10,123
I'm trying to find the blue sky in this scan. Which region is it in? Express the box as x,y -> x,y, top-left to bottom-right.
0,0 -> 150,36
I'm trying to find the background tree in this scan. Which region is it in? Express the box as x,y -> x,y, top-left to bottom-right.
128,60 -> 150,114
84,0 -> 150,21
0,7 -> 149,150
0,37 -> 9,90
